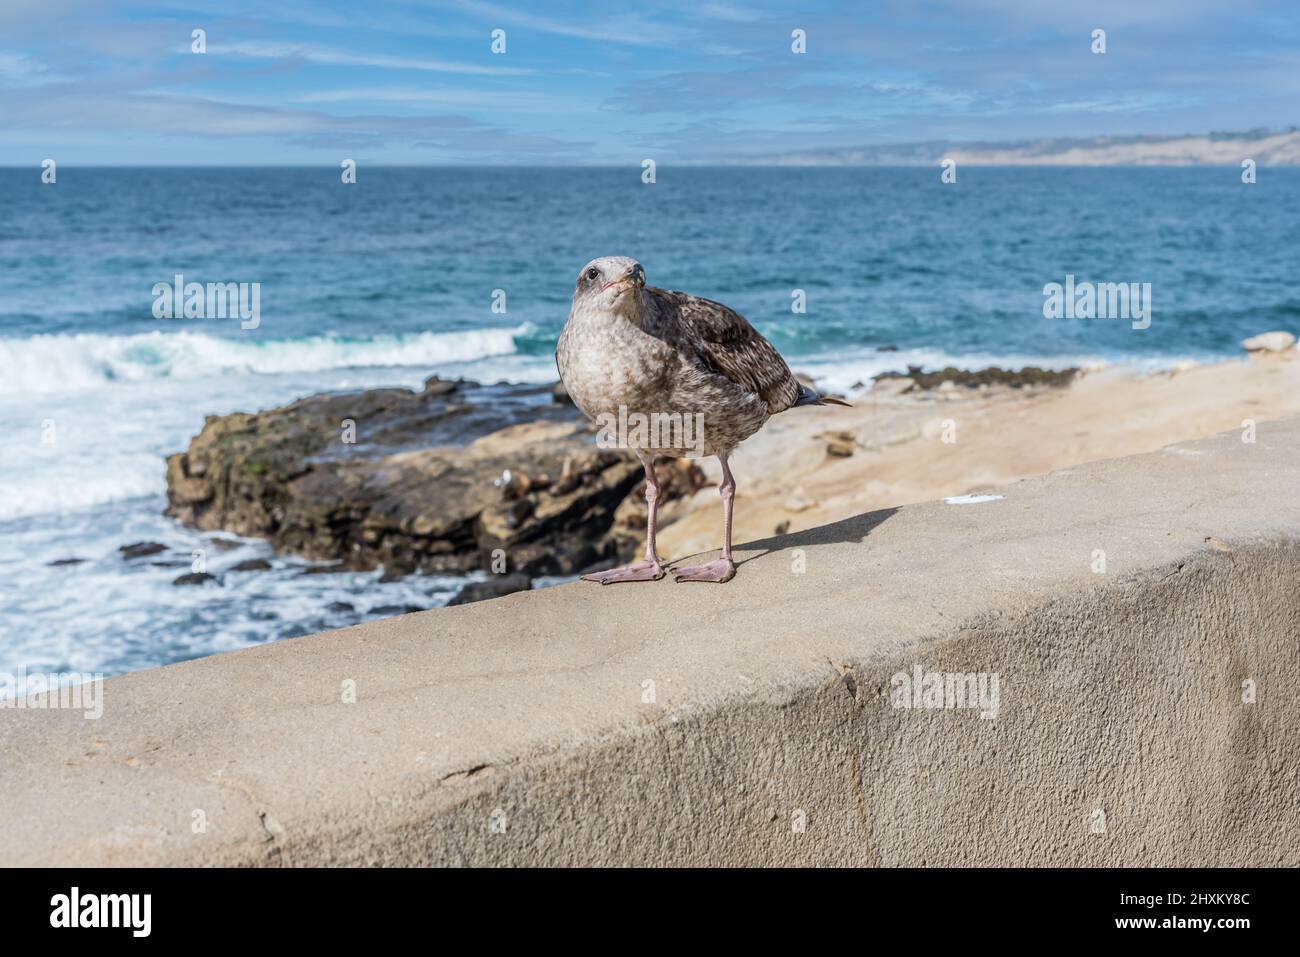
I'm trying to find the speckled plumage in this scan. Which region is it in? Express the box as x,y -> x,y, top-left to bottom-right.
555,256 -> 846,584
557,257 -> 821,458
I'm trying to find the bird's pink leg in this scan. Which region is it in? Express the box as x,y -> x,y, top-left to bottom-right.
673,453 -> 737,583
582,458 -> 665,584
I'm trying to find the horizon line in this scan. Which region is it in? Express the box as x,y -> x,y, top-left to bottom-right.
4,162 -> 1299,170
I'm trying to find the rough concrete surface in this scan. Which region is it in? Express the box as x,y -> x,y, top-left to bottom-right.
3,418 -> 1299,867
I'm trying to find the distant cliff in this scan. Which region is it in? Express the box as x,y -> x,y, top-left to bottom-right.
740,128 -> 1300,166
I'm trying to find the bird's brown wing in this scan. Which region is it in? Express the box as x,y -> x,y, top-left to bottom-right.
652,289 -> 801,414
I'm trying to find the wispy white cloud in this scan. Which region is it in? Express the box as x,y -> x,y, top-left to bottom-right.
0,50 -> 64,84
294,86 -> 575,112
697,2 -> 766,23
446,0 -> 744,53
1,85 -> 592,160
214,40 -> 533,76
1041,94 -> 1183,115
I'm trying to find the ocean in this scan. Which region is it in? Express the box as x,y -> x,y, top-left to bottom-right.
1,166 -> 1297,683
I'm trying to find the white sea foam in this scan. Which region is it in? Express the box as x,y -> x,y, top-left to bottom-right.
0,507 -> 470,682
0,330 -> 534,521
0,326 -> 528,395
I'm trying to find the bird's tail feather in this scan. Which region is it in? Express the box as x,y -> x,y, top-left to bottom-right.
793,383 -> 853,409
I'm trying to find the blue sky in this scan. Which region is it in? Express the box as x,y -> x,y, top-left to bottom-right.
1,0 -> 1297,165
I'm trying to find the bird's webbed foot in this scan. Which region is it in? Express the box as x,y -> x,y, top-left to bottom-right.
671,557 -> 735,583
581,558 -> 665,585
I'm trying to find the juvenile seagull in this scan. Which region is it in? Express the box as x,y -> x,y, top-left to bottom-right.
556,256 -> 849,584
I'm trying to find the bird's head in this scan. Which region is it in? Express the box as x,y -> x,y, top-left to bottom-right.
573,256 -> 646,317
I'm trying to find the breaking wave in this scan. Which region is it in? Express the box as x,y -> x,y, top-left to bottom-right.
0,326 -> 529,395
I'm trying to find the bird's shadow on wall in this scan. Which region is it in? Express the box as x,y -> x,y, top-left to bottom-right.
677,506 -> 899,569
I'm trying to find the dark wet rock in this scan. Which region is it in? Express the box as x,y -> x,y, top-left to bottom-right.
208,538 -> 243,552
578,556 -> 621,577
173,572 -> 217,586
604,458 -> 710,561
166,381 -> 704,578
422,375 -> 462,397
369,604 -> 425,617
493,467 -> 548,500
502,496 -> 535,529
229,558 -> 272,572
551,381 -> 573,405
300,563 -> 350,575
447,573 -> 533,606
815,430 -> 858,457
120,542 -> 167,560
876,344 -> 900,352
873,364 -> 1078,392
327,601 -> 355,613
48,557 -> 87,566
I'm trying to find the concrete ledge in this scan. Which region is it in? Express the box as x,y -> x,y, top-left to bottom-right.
4,419 -> 1300,866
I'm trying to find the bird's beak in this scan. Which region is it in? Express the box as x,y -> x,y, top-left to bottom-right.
603,268 -> 645,292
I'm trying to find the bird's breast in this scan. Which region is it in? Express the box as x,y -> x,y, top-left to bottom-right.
558,313 -> 675,419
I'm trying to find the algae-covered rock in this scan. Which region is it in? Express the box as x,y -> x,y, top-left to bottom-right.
165,378 -> 702,578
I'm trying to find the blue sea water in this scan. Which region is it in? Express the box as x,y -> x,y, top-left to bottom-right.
1,166 -> 1297,683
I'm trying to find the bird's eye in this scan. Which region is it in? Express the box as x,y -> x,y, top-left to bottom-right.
586,268 -> 599,281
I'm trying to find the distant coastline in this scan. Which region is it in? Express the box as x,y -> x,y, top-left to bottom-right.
733,127 -> 1300,167
5,128 -> 1299,169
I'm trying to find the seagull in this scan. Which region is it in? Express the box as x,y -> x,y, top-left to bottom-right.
556,256 -> 849,584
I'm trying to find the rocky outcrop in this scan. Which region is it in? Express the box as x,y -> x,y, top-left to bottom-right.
873,364 -> 1078,392
1242,331 -> 1296,354
447,573 -> 533,606
173,572 -> 217,586
119,542 -> 167,560
165,377 -> 704,578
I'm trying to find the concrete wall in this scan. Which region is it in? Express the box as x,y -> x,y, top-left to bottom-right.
3,419 -> 1299,866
